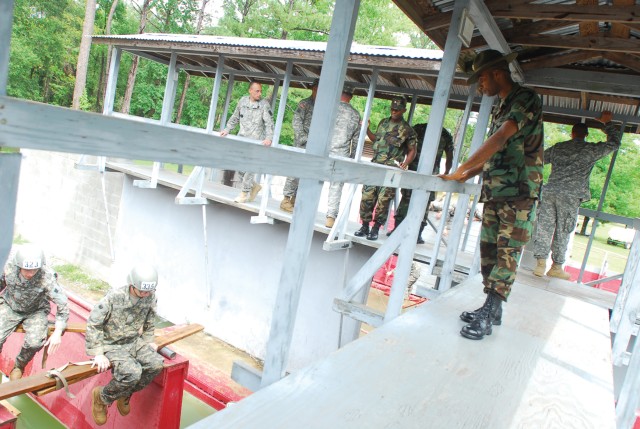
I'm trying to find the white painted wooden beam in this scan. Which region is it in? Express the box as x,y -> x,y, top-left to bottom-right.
468,0 -> 525,83
526,68 -> 640,98
0,0 -> 14,96
0,96 -> 480,196
0,154 -> 21,269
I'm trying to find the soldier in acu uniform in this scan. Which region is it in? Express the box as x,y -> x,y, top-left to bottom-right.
280,79 -> 319,213
532,111 -> 621,279
355,96 -> 417,241
440,50 -> 544,341
87,265 -> 164,426
390,123 -> 454,243
221,81 -> 275,203
0,245 -> 69,381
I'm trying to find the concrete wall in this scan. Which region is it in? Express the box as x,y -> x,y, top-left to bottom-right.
13,151 -> 373,372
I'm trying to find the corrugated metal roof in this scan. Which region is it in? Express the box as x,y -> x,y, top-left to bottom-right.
97,33 -> 444,60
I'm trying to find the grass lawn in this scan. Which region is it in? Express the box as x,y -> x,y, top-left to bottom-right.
569,217 -> 632,274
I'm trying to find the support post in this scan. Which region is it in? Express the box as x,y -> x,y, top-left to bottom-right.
0,0 -> 14,96
220,74 -> 235,131
0,154 -> 21,269
385,0 -> 470,322
261,0 -> 361,388
135,52 -> 179,188
206,55 -> 225,134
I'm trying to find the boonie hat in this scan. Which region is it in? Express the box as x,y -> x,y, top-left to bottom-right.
467,49 -> 517,84
390,96 -> 407,110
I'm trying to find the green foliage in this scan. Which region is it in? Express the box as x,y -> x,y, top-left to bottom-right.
53,263 -> 110,292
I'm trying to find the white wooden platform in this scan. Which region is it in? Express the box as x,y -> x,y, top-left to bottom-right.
188,275 -> 615,429
106,162 -> 477,274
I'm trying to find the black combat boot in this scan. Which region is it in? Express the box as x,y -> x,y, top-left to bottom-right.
354,223 -> 370,237
366,222 -> 381,241
460,292 -> 503,340
459,292 -> 503,325
417,222 -> 427,244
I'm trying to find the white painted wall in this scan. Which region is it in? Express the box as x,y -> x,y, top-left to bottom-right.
13,151 -> 373,372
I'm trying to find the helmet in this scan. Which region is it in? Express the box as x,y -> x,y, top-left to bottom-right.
14,245 -> 45,270
127,265 -> 158,292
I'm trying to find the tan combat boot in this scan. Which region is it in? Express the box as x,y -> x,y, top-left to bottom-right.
248,183 -> 262,202
533,259 -> 546,277
546,263 -> 570,280
280,196 -> 295,213
117,396 -> 131,416
92,386 -> 108,426
9,367 -> 22,381
234,191 -> 249,203
325,217 -> 335,228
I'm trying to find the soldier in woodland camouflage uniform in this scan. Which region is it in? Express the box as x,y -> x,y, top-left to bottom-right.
440,50 -> 544,341
221,81 -> 274,204
354,96 -> 417,241
391,123 -> 454,243
87,265 -> 164,426
0,245 -> 69,382
532,112 -> 621,279
280,79 -> 318,213
325,83 -> 362,227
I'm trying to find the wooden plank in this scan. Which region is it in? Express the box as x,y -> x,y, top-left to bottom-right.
191,277 -> 615,428
0,323 -> 203,400
520,50 -> 600,71
14,322 -> 86,335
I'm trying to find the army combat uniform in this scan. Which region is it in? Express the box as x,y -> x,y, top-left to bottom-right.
394,123 -> 454,226
327,101 -> 361,219
223,95 -> 274,192
282,96 -> 314,198
0,263 -> 69,370
359,117 -> 417,225
85,286 -> 164,405
480,83 -> 544,300
532,122 -> 621,264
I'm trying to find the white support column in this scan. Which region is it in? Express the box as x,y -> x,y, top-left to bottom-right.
252,61 -> 293,224
135,52 -> 178,189
270,78 -> 280,112
206,54 -> 225,134
385,0 -> 470,322
103,47 -> 121,116
0,153 -> 21,268
220,73 -> 235,131
0,0 -> 14,96
407,92 -> 418,125
261,0 -> 361,388
428,92 -> 493,276
325,69 -> 378,248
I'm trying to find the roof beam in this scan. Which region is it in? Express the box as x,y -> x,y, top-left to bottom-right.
486,0 -> 640,24
467,20 -> 574,50
508,34 -> 640,55
467,0 -> 524,82
525,68 -> 640,98
601,52 -> 640,73
520,50 -> 602,71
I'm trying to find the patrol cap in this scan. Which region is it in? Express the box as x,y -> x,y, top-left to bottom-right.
14,245 -> 44,270
342,82 -> 355,95
390,96 -> 407,110
467,49 -> 517,84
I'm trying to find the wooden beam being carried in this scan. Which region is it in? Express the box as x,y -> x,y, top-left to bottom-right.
0,323 -> 204,401
14,323 -> 87,335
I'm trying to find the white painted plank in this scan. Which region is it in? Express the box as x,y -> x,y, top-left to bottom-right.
0,154 -> 21,268
189,276 -> 615,429
0,96 -> 480,196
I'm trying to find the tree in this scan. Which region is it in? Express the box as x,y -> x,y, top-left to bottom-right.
72,0 -> 97,109
121,0 -> 152,114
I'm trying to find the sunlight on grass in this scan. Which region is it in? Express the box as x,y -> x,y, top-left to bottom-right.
569,218 -> 631,274
53,264 -> 110,292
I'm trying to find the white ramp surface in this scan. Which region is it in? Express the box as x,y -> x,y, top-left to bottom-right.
189,276 -> 615,429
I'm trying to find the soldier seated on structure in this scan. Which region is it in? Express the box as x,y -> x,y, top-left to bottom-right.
0,245 -> 69,382
87,264 -> 164,426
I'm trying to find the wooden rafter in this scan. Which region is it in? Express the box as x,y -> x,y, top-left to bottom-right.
611,0 -> 634,39
486,0 -> 640,23
577,0 -> 599,37
508,34 -> 640,55
467,20 -> 574,50
520,50 -> 601,71
602,52 -> 640,73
